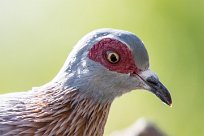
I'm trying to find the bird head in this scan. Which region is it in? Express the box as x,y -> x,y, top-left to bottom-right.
54,28 -> 172,106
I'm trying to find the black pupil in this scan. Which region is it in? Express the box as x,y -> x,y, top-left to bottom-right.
110,54 -> 118,63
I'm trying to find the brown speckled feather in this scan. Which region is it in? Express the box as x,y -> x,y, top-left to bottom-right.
0,82 -> 111,136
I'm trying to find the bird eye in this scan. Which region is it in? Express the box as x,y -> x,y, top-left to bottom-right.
106,51 -> 120,64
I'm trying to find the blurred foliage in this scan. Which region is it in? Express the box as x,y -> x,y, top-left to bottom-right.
0,0 -> 203,135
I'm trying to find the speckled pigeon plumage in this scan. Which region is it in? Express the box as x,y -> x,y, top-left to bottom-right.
0,28 -> 172,136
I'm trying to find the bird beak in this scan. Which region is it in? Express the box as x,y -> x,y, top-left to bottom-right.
137,70 -> 172,106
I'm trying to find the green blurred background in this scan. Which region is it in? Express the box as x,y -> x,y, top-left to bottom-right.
0,0 -> 203,135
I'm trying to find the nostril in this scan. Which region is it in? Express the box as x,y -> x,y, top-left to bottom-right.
146,77 -> 158,86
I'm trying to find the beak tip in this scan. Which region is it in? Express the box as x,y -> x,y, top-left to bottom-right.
156,90 -> 172,107
168,99 -> 173,107
166,100 -> 172,107
164,97 -> 172,107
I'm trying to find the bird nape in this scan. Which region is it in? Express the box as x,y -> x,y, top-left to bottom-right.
0,28 -> 172,136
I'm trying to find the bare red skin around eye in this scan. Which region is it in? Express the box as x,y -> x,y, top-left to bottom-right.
88,38 -> 140,74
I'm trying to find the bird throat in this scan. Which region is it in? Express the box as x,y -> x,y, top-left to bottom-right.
5,83 -> 112,136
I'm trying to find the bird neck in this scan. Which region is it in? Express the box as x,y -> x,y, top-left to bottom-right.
30,83 -> 112,136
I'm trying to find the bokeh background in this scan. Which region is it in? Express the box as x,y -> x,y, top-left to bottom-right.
0,0 -> 203,135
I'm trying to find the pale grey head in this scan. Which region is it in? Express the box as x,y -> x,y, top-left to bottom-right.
53,28 -> 172,105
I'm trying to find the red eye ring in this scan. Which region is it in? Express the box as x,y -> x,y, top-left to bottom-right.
88,38 -> 139,74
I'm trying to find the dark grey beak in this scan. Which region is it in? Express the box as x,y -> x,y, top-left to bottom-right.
146,76 -> 172,106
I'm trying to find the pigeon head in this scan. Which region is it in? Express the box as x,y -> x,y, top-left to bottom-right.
54,28 -> 172,105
